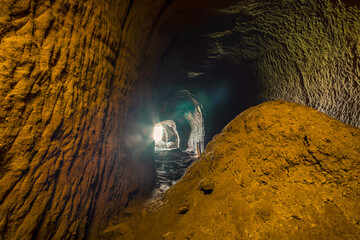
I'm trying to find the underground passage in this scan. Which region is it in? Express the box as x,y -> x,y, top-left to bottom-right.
0,0 -> 359,239
153,120 -> 180,150
151,90 -> 204,198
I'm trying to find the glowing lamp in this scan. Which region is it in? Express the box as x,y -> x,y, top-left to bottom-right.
153,126 -> 163,142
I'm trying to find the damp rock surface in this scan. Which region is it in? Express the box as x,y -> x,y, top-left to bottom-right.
131,101 -> 360,240
151,149 -> 196,199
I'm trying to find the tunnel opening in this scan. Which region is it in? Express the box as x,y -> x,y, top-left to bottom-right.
150,23 -> 262,145
156,90 -> 205,154
1,0 -> 359,238
146,28 -> 261,200
153,120 -> 180,151
149,90 -> 205,198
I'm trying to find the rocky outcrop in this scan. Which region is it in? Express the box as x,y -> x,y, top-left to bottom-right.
129,101 -> 360,239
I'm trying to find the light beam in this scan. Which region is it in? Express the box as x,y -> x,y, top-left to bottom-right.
153,126 -> 163,142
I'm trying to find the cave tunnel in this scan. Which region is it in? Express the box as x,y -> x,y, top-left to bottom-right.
153,120 -> 180,150
151,90 -> 205,198
154,90 -> 205,153
0,0 -> 359,239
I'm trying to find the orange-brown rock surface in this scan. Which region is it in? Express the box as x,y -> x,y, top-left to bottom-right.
115,101 -> 360,240
0,0 -> 234,239
0,0 -> 169,239
0,0 -> 359,239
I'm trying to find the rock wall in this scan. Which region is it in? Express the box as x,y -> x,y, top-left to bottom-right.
151,0 -> 359,134
0,0 -> 359,239
0,0 -> 232,238
0,0 -> 171,239
206,0 -> 360,127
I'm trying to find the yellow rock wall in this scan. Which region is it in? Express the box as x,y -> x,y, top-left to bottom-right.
0,0 -> 359,239
0,0 -> 169,239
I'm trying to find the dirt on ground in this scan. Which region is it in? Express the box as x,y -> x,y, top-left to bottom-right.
99,101 -> 360,240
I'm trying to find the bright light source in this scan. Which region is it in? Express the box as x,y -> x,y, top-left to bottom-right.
153,126 -> 163,142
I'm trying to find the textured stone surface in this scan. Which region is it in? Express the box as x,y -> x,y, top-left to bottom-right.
0,0 -> 234,238
206,0 -> 360,127
0,0 -> 169,239
128,101 -> 360,239
0,0 -> 359,239
198,178 -> 215,194
155,0 -> 360,131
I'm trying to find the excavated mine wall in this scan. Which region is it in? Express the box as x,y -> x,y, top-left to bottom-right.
0,0 -> 358,239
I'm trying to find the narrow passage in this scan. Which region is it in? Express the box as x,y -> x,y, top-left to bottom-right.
150,149 -> 197,199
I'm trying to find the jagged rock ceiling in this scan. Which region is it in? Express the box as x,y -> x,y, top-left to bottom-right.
0,0 -> 359,239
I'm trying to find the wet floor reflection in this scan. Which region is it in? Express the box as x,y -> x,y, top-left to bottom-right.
150,149 -> 197,199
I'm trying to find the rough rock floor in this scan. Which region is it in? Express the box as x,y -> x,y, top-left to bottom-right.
99,101 -> 360,240
150,149 -> 197,199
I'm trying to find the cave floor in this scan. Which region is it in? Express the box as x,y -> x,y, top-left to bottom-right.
98,149 -> 198,239
98,101 -> 360,240
150,149 -> 197,199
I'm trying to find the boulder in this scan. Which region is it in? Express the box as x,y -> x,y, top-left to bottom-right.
134,101 -> 360,240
